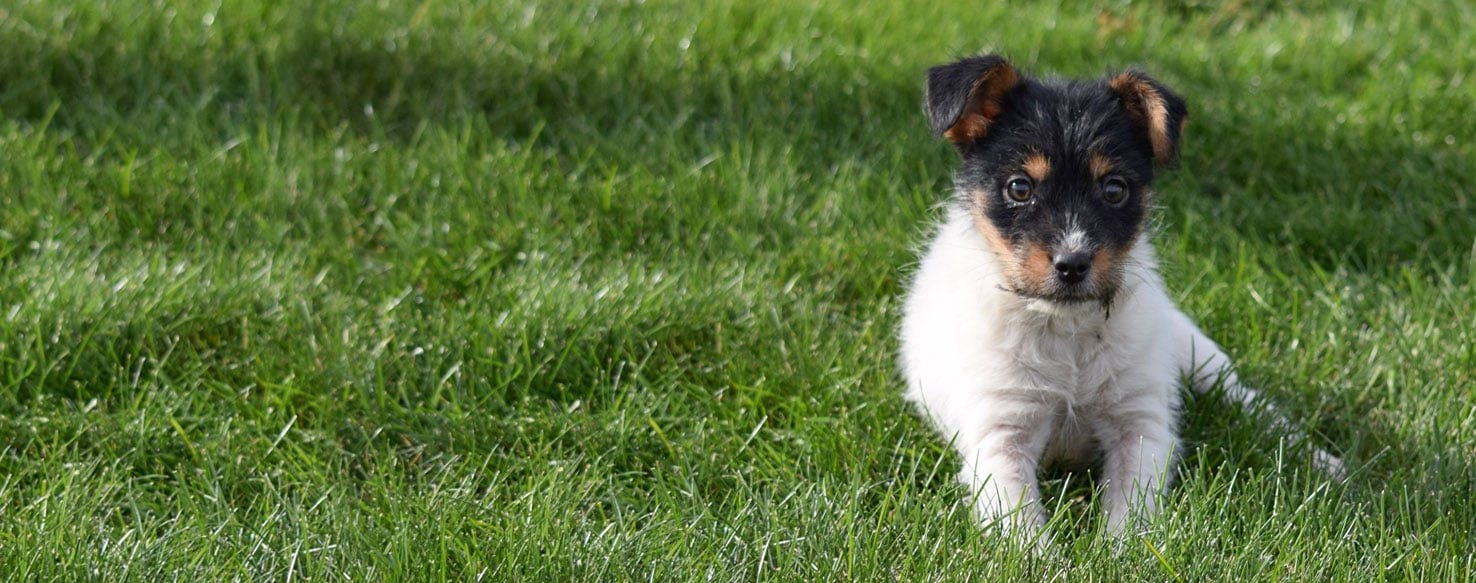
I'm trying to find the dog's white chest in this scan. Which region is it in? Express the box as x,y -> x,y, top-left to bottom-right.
1001,304 -> 1126,406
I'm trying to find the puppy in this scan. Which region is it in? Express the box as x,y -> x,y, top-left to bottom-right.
899,55 -> 1343,538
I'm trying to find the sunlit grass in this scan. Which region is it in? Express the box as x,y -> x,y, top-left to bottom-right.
0,0 -> 1471,578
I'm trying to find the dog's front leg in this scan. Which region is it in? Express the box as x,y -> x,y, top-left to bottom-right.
1095,404 -> 1177,535
959,421 -> 1053,535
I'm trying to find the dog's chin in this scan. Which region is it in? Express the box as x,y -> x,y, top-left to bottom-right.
1039,290 -> 1098,304
1007,283 -> 1116,307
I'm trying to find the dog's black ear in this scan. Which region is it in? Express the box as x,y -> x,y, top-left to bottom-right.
1108,69 -> 1188,167
925,55 -> 1022,146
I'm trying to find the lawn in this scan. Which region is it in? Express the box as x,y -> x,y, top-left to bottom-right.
0,0 -> 1472,579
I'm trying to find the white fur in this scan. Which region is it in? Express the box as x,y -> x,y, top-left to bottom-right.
900,206 -> 1343,538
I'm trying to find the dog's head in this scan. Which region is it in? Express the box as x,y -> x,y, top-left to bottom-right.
925,55 -> 1187,305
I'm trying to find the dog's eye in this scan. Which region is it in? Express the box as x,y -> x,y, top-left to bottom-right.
1102,177 -> 1129,204
1005,177 -> 1034,202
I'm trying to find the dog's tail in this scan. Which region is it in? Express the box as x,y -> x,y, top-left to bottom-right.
1177,319 -> 1346,478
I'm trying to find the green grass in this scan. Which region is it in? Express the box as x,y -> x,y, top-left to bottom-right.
0,0 -> 1472,579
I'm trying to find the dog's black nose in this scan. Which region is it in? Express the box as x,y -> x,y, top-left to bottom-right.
1053,252 -> 1091,284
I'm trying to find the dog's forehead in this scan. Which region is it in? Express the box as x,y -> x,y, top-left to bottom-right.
1009,81 -> 1133,157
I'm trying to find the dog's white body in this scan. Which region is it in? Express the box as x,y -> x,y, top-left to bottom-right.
900,206 -> 1340,535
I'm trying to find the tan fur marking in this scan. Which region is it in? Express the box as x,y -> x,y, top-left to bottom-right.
944,115 -> 989,143
1109,73 -> 1174,164
1143,88 -> 1170,163
1090,153 -> 1114,179
1023,154 -> 1051,182
1020,242 -> 1054,292
1107,74 -> 1135,95
944,65 -> 1021,144
1089,222 -> 1145,291
969,201 -> 1030,294
971,211 -> 1015,263
1090,249 -> 1119,286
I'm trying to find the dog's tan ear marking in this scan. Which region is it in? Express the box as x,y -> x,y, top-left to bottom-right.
926,55 -> 1022,146
1109,70 -> 1188,166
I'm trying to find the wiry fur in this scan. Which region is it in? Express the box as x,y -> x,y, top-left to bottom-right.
900,56 -> 1343,540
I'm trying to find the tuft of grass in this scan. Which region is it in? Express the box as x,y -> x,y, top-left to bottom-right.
0,0 -> 1472,578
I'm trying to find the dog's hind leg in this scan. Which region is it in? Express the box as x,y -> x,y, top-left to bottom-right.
1173,313 -> 1346,478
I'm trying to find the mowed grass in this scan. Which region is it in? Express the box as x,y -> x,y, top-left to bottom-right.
0,0 -> 1473,579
